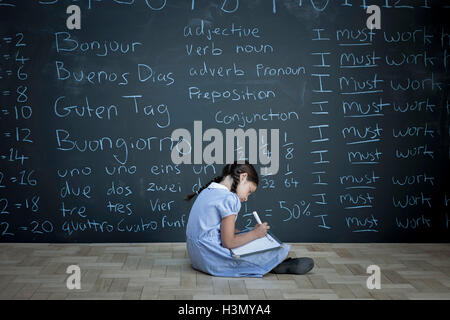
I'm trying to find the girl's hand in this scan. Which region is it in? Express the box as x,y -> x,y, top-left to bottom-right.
253,222 -> 270,239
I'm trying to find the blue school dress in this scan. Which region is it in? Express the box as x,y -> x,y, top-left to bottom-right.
186,182 -> 290,278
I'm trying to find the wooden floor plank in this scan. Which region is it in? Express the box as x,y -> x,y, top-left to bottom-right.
0,243 -> 448,300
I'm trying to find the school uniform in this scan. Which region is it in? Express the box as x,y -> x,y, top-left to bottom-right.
186,182 -> 290,277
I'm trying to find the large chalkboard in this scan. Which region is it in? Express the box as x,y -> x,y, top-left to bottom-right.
0,0 -> 449,243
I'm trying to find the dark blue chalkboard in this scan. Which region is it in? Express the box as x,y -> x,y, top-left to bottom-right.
0,0 -> 449,243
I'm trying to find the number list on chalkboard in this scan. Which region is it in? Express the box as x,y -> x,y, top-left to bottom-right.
0,0 -> 448,243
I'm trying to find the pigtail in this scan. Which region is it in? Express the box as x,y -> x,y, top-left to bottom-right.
184,160 -> 259,201
184,175 -> 223,201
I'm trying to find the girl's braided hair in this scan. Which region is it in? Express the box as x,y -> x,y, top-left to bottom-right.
184,161 -> 259,201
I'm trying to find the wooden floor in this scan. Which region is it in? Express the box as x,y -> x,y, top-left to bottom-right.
0,243 -> 449,300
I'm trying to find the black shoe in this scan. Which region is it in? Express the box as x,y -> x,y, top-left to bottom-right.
271,257 -> 314,275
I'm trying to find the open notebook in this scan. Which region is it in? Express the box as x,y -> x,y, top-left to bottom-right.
230,231 -> 285,258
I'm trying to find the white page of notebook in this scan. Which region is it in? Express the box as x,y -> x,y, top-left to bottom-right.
231,233 -> 281,256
